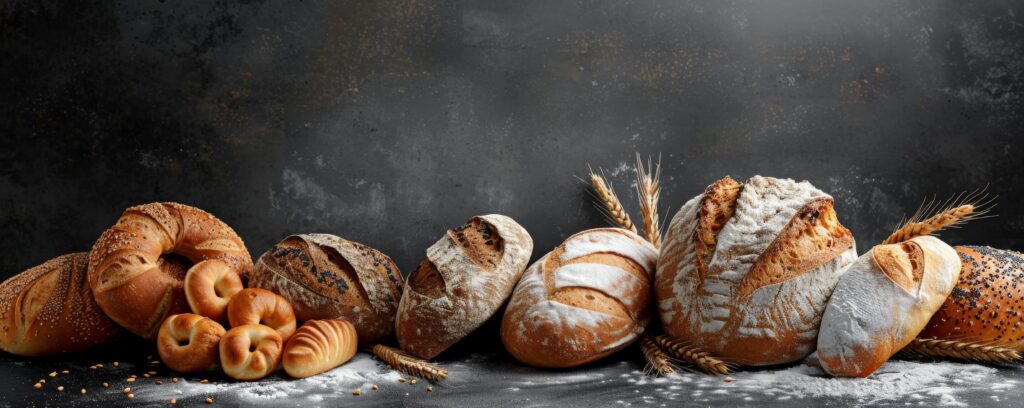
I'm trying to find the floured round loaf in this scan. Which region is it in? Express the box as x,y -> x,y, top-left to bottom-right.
917,246 -> 1024,349
501,228 -> 657,368
656,176 -> 857,366
817,235 -> 960,377
250,234 -> 403,343
396,214 -> 533,359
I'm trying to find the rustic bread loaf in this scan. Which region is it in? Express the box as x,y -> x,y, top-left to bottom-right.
227,288 -> 297,341
184,260 -> 244,322
283,320 -> 358,378
88,202 -> 253,338
396,214 -> 533,359
220,324 -> 283,381
817,235 -> 960,377
501,228 -> 658,368
656,176 -> 857,366
917,246 -> 1024,349
0,253 -> 123,356
250,234 -> 403,343
156,313 -> 226,373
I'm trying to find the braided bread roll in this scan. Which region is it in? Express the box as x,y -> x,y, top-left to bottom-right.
0,253 -> 122,356
501,228 -> 657,368
220,324 -> 283,380
88,202 -> 252,338
251,234 -> 403,343
156,313 -> 226,373
656,176 -> 857,366
283,320 -> 358,378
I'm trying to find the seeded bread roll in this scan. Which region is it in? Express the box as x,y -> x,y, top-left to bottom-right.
0,253 -> 123,356
656,176 -> 857,366
250,234 -> 403,343
501,228 -> 658,368
917,246 -> 1024,349
817,236 -> 961,377
396,214 -> 533,359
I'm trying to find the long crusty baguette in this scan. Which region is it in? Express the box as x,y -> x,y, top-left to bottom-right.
0,253 -> 122,356
396,214 -> 533,359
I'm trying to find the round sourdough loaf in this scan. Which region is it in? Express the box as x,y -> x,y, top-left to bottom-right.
656,176 -> 857,366
396,214 -> 533,359
817,235 -> 961,377
917,246 -> 1024,349
500,228 -> 658,368
250,234 -> 403,343
0,253 -> 123,356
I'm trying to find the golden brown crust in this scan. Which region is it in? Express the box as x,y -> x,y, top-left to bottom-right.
736,198 -> 854,300
283,320 -> 358,378
919,246 -> 1024,348
184,260 -> 244,322
249,234 -> 402,343
872,241 -> 925,294
87,202 -> 252,338
219,324 -> 283,381
227,289 -> 296,341
694,177 -> 742,279
156,313 -> 226,373
0,253 -> 123,356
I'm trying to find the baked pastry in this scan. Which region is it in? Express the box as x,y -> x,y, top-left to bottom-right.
156,313 -> 226,373
501,228 -> 657,368
88,202 -> 252,338
817,235 -> 960,377
220,324 -> 283,380
250,234 -> 403,343
0,253 -> 122,356
656,176 -> 857,366
917,246 -> 1024,348
184,260 -> 244,322
283,320 -> 358,378
396,214 -> 533,359
227,288 -> 296,340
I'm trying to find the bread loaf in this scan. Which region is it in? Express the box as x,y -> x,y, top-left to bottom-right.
656,176 -> 857,366
817,235 -> 960,377
88,202 -> 253,338
220,324 -> 283,381
283,320 -> 358,378
0,253 -> 122,356
184,260 -> 244,322
156,313 -> 226,373
500,228 -> 657,368
250,234 -> 403,343
227,288 -> 297,341
396,214 -> 533,359
917,246 -> 1024,349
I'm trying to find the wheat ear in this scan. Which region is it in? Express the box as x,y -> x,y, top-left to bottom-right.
901,338 -> 1021,364
588,166 -> 638,233
370,344 -> 449,381
883,187 -> 995,245
640,335 -> 677,376
654,335 -> 731,375
634,154 -> 663,248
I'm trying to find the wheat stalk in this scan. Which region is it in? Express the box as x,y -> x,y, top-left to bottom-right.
654,335 -> 731,375
901,338 -> 1021,364
882,187 -> 996,245
587,167 -> 638,233
634,154 -> 663,248
370,344 -> 449,381
640,334 -> 677,376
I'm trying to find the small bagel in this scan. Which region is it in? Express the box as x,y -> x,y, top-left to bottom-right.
227,288 -> 296,340
220,324 -> 283,380
156,313 -> 226,373
185,260 -> 244,322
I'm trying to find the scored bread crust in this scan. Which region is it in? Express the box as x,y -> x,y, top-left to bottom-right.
656,176 -> 857,366
396,214 -> 533,359
817,235 -> 960,377
88,202 -> 253,338
501,228 -> 658,368
0,253 -> 123,356
283,319 -> 358,378
250,234 -> 403,343
918,246 -> 1024,349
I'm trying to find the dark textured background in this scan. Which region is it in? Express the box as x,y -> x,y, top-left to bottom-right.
2,0 -> 1023,278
